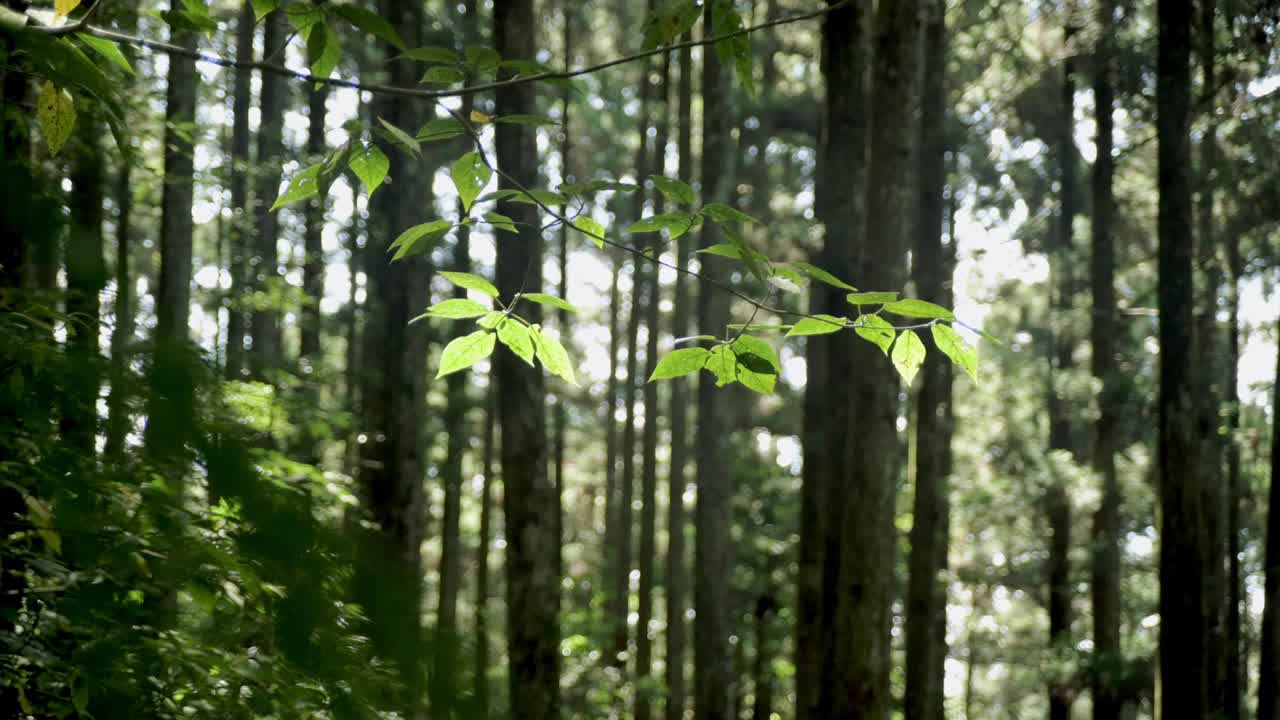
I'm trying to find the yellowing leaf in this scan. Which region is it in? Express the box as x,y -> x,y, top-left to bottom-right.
55,0 -> 82,19
470,110 -> 494,124
891,329 -> 926,386
437,330 -> 496,378
36,81 -> 75,156
931,324 -> 979,382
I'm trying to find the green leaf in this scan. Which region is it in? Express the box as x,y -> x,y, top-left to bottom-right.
722,225 -> 768,283
729,335 -> 782,392
305,20 -> 341,80
846,291 -> 900,306
931,324 -> 979,381
377,117 -> 421,157
249,0 -> 279,21
390,220 -> 452,260
440,270 -> 499,298
786,315 -> 847,337
891,329 -> 926,385
424,298 -> 489,319
625,211 -> 698,239
333,4 -> 406,50
483,211 -> 518,233
521,293 -> 578,312
476,311 -> 505,329
883,298 -> 956,321
698,243 -> 750,259
571,216 -> 607,249
348,144 -> 389,198
465,45 -> 502,75
421,66 -> 466,85
650,347 -> 711,381
705,345 -> 738,387
417,117 -> 468,142
36,81 -> 75,156
853,314 -> 895,355
700,202 -> 759,225
531,326 -> 578,385
76,34 -> 134,75
270,163 -> 322,211
509,189 -> 569,206
497,319 -> 535,365
437,330 -> 496,378
495,114 -> 560,127
641,0 -> 701,49
402,46 -> 461,64
651,175 -> 696,206
452,152 -> 491,212
732,335 -> 781,373
711,0 -> 753,96
793,261 -> 856,291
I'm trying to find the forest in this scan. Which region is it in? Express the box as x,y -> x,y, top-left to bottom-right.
1,0 -> 1279,718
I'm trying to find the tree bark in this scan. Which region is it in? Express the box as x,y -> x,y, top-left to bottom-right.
353,2 -> 430,713
225,0 -> 254,379
1226,226 -> 1243,720
297,83 -> 327,463
61,118 -> 107,454
799,4 -> 869,720
1156,0 -> 1208,717
664,30 -> 694,720
905,2 -> 951,719
694,4 -> 734,720
474,385 -> 497,720
830,0 -> 919,716
494,1 -> 560,717
250,10 -> 288,378
1090,2 -> 1122,718
1261,317 -> 1280,720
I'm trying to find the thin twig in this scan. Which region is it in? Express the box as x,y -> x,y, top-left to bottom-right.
28,0 -> 105,36
30,0 -> 854,103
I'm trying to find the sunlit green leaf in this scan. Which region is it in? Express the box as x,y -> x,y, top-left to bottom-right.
786,315 -> 847,337
625,211 -> 697,239
650,175 -> 696,206
423,298 -> 489,319
496,319 -> 535,365
700,202 -> 759,225
378,117 -> 421,157
305,21 -> 341,80
36,81 -> 74,156
931,324 -> 978,381
77,34 -> 134,75
437,330 -> 496,378
270,163 -> 322,211
521,293 -> 578,312
883,298 -> 955,321
440,270 -> 500,298
249,0 -> 279,21
452,151 -> 491,212
348,144 -> 389,198
854,314 -> 895,355
650,347 -> 711,381
531,326 -> 578,385
417,117 -> 468,142
793,261 -> 856,291
847,291 -> 900,306
571,216 -> 607,249
484,211 -> 518,233
389,220 -> 452,260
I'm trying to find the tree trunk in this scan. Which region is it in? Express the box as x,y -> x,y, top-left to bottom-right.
1090,2 -> 1122,718
694,4 -> 734,719
604,244 -> 624,659
1227,226 -> 1243,720
830,0 -> 919,716
353,2 -> 430,713
250,10 -> 288,378
104,107 -> 134,461
225,0 -> 254,380
1261,317 -> 1280,720
61,118 -> 106,454
664,30 -> 694,720
554,2 -> 573,581
297,83 -> 327,463
494,1 -> 560,717
474,385 -> 497,720
905,2 -> 951,719
799,4 -> 869,720
752,592 -> 777,720
1156,0 -> 1208,717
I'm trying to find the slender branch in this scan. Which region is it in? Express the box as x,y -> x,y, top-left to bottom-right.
29,0 -> 105,36
27,0 -> 852,103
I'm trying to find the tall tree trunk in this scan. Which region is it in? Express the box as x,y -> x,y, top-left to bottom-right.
298,83 -> 327,463
800,5 -> 869,720
830,0 -> 919,716
494,1 -> 560,718
104,109 -> 134,461
1156,0 -> 1207,717
225,0 -> 254,379
342,173 -> 363,477
694,4 -> 735,719
1261,318 -> 1280,720
636,34 -> 670,720
603,245 -> 623,658
62,119 -> 107,454
1090,2 -> 1122,718
553,2 -> 573,581
905,2 -> 951,719
250,11 -> 288,379
1226,226 -> 1243,720
1196,1 -> 1228,713
1046,17 -> 1079,720
752,591 -> 777,720
353,1 -> 429,713
664,30 -> 694,720
474,385 -> 496,720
